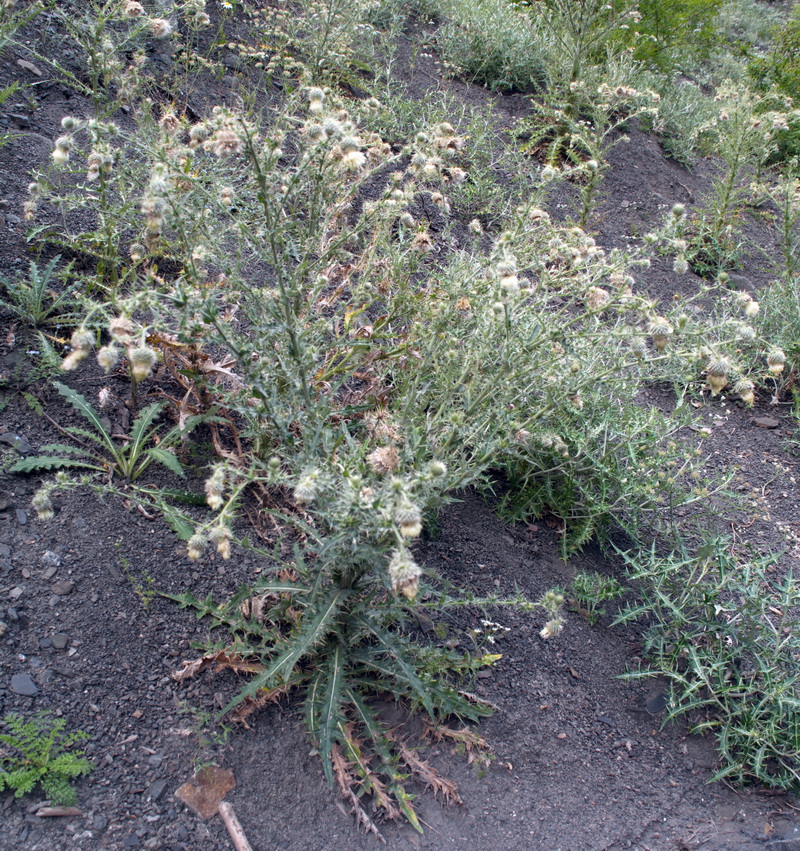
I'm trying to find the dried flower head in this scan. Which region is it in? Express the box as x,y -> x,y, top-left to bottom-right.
411,233 -> 433,254
539,618 -> 564,640
149,18 -> 173,38
124,1 -> 144,16
585,286 -> 610,310
209,128 -> 243,157
340,148 -> 366,171
367,445 -> 399,474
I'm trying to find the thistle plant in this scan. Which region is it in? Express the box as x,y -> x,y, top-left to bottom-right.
614,539 -> 800,791
571,570 -> 623,625
14,1 -> 800,822
11,381 -> 202,506
0,256 -> 81,328
688,85 -> 791,276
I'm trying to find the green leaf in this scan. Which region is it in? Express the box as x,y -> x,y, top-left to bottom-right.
129,402 -> 166,459
354,617 -> 434,717
53,382 -> 116,456
278,591 -> 342,681
158,504 -> 195,541
314,644 -> 346,786
142,447 -> 185,479
9,456 -> 96,473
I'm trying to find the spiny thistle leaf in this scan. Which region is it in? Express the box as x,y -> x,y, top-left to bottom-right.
309,644 -> 347,787
9,455 -> 93,473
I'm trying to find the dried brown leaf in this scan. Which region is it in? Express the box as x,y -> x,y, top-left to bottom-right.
396,742 -> 462,805
331,745 -> 386,843
172,649 -> 264,683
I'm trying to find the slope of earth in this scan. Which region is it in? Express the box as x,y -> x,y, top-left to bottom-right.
1,5 -> 799,851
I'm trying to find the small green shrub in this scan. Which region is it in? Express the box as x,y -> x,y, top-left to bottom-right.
632,0 -> 724,70
748,4 -> 800,102
0,713 -> 92,806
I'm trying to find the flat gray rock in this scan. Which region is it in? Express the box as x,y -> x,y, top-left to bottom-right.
10,673 -> 38,696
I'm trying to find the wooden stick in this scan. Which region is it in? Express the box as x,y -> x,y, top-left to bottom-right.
218,801 -> 253,851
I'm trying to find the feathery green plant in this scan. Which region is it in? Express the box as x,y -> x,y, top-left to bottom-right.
0,712 -> 92,806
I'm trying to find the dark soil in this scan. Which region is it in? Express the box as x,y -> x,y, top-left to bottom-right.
1,5 -> 799,851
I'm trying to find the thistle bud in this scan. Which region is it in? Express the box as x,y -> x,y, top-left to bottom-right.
293,470 -> 320,504
733,379 -> 755,406
187,533 -> 206,561
395,500 -> 422,538
205,466 -> 226,510
109,316 -> 136,344
32,490 -> 54,521
648,318 -> 673,352
97,344 -> 120,373
127,345 -> 157,382
388,548 -> 421,601
429,460 -> 447,478
209,525 -> 231,559
767,349 -> 786,375
706,357 -> 730,395
673,256 -> 689,275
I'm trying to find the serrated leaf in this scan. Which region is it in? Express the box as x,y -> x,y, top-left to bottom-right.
143,447 -> 185,479
9,456 -> 95,473
278,591 -> 342,681
316,644 -> 346,786
53,381 -> 113,447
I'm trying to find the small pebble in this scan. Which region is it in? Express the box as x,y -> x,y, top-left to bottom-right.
51,633 -> 68,650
